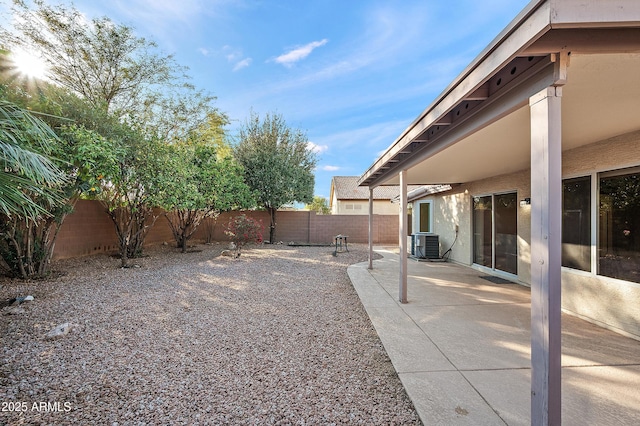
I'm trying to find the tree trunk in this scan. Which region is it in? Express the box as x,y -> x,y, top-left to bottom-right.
269,207 -> 277,244
166,209 -> 205,254
106,202 -> 157,267
0,210 -> 68,279
120,247 -> 129,268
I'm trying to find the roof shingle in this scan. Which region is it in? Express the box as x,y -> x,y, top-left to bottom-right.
331,176 -> 422,201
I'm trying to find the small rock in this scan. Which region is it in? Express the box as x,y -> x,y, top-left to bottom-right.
15,295 -> 35,304
45,322 -> 78,340
221,250 -> 239,259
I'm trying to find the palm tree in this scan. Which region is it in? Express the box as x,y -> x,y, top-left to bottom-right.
0,99 -> 66,220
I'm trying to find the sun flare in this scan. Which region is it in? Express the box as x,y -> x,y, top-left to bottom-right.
11,49 -> 48,80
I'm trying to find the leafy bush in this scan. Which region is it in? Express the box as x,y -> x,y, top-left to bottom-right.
224,214 -> 264,256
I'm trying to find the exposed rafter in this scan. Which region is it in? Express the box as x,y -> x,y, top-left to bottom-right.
359,54 -> 551,187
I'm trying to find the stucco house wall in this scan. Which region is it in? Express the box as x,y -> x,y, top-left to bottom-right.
415,129 -> 640,339
560,130 -> 640,339
333,199 -> 399,215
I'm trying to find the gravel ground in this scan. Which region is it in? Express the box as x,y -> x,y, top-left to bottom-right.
1,243 -> 421,425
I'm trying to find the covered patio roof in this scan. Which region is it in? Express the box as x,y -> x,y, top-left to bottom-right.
358,0 -> 640,188
358,1 -> 640,424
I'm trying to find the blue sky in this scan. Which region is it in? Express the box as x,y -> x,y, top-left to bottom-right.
5,0 -> 532,199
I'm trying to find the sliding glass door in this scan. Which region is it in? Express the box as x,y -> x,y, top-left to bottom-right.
494,193 -> 518,274
473,192 -> 518,275
473,196 -> 492,267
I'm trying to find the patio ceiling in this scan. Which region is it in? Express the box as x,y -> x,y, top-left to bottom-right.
358,0 -> 640,188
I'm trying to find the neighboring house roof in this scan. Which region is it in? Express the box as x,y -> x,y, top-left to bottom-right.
330,176 -> 422,201
391,184 -> 455,203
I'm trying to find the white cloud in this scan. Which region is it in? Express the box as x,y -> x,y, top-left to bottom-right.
223,45 -> 252,71
307,142 -> 328,154
233,58 -> 252,71
321,165 -> 340,171
198,47 -> 211,56
274,39 -> 328,67
223,45 -> 241,62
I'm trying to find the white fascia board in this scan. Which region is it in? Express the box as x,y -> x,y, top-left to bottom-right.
549,0 -> 640,28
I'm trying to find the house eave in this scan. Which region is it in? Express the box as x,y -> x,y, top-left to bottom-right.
358,0 -> 640,188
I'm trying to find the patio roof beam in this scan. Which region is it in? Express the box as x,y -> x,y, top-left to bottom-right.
523,28 -> 640,55
360,56 -> 557,187
434,115 -> 452,125
466,85 -> 489,100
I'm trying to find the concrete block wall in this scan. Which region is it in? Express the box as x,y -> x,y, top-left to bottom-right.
54,201 -> 399,259
145,210 -> 178,245
374,215 -> 398,244
54,200 -> 119,258
277,211 -> 313,243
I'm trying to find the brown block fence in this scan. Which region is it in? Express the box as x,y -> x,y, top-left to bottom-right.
53,200 -> 399,259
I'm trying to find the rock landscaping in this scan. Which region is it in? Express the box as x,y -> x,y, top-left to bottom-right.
0,243 -> 421,425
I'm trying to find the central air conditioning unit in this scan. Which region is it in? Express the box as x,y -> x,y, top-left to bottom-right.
411,233 -> 440,259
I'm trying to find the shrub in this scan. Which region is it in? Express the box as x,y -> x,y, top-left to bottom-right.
224,214 -> 264,257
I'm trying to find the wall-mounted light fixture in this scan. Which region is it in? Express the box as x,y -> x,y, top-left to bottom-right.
520,197 -> 531,206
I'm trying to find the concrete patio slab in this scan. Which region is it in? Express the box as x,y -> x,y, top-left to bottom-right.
365,306 -> 454,373
348,248 -> 640,425
399,371 -> 506,425
406,302 -> 532,370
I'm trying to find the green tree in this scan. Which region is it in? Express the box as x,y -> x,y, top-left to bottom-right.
2,2 -> 222,266
1,0 -> 186,116
57,124 -> 160,269
1,0 -> 216,142
1,60 -> 105,277
155,139 -> 254,253
99,131 -> 164,267
234,111 -> 317,243
1,70 -> 154,271
306,196 -> 330,215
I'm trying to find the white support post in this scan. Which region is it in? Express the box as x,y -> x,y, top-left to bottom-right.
368,187 -> 373,270
399,170 -> 408,303
529,86 -> 563,426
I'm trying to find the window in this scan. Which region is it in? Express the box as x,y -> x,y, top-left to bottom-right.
417,201 -> 432,233
562,176 -> 591,271
599,168 -> 640,283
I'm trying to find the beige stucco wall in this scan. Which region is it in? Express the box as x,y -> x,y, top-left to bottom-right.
415,129 -> 640,339
333,200 -> 399,215
562,271 -> 640,339
560,130 -> 640,339
429,191 -> 472,265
